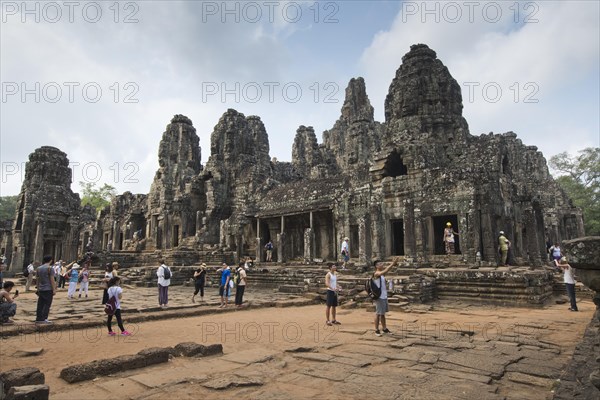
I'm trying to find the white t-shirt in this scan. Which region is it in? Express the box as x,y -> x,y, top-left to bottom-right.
341,241 -> 349,253
157,265 -> 171,286
27,264 -> 34,274
373,275 -> 388,300
563,265 -> 575,285
107,286 -> 123,309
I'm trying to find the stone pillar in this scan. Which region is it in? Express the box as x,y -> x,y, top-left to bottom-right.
458,213 -> 469,261
303,227 -> 314,264
524,208 -> 542,267
277,232 -> 285,263
469,210 -> 481,264
404,200 -> 416,258
358,217 -> 369,265
255,218 -> 262,262
279,216 -> 285,263
33,221 -> 44,262
481,213 -> 496,263
414,210 -> 425,263
236,233 -> 243,263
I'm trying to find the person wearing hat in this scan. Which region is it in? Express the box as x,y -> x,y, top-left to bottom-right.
555,256 -> 578,311
443,222 -> 459,255
111,262 -> 120,277
340,237 -> 350,270
192,263 -> 207,303
66,261 -> 79,299
498,231 -> 511,266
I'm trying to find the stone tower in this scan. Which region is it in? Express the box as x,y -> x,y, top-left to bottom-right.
202,109 -> 271,245
9,146 -> 81,271
146,115 -> 205,250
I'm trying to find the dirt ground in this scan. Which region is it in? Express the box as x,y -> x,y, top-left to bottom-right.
0,293 -> 596,400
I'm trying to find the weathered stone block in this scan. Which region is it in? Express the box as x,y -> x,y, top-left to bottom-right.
5,385 -> 49,400
202,344 -> 224,356
0,368 -> 44,394
174,342 -> 206,357
137,347 -> 170,365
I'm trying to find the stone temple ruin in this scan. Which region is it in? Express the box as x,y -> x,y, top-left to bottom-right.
1,44 -> 584,273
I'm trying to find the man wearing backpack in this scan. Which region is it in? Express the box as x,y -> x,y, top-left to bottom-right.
265,241 -> 273,262
372,258 -> 399,336
157,260 -> 172,308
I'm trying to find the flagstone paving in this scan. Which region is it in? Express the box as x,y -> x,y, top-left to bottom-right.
0,287 -> 596,399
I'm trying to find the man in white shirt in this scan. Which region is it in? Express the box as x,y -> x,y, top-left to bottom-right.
340,237 -> 350,270
157,260 -> 171,308
372,258 -> 399,336
25,261 -> 37,291
555,257 -> 578,311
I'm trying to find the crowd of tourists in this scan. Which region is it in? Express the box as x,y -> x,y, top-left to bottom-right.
0,255 -> 253,333
0,232 -> 581,334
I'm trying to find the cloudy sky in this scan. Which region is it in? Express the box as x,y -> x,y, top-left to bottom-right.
1,0 -> 598,197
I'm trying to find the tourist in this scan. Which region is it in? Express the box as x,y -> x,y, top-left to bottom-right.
340,237 -> 350,269
157,260 -> 171,308
66,262 -> 79,299
0,260 -> 4,287
112,262 -> 120,277
35,255 -> 57,324
102,263 -> 113,305
235,262 -> 247,308
25,261 -> 38,292
265,241 -> 273,262
58,261 -> 67,289
52,261 -> 60,284
372,258 -> 399,336
106,276 -> 132,336
443,222 -> 459,255
0,281 -> 19,324
219,263 -> 231,308
498,231 -> 511,267
325,263 -> 341,326
555,257 -> 578,312
107,239 -> 113,252
192,263 -> 207,303
78,262 -> 90,298
549,243 -> 562,263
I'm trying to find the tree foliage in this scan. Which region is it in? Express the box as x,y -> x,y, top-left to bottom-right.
80,182 -> 116,212
0,195 -> 18,221
549,147 -> 600,236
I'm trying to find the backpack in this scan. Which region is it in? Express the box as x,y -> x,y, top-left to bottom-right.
23,265 -> 29,278
235,269 -> 243,285
104,288 -> 118,315
366,275 -> 383,300
162,266 -> 171,280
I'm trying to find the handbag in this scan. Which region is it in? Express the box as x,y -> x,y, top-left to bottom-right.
104,289 -> 118,315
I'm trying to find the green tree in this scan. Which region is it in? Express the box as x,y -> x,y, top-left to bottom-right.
80,182 -> 116,212
549,147 -> 600,236
0,195 -> 18,221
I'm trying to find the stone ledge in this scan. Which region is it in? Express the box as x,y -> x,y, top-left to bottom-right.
59,343 -> 223,383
